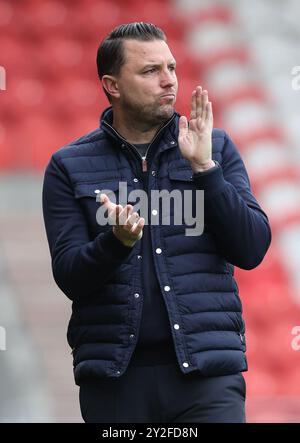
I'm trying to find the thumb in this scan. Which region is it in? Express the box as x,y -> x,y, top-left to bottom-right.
100,193 -> 116,211
99,193 -> 108,203
179,116 -> 188,137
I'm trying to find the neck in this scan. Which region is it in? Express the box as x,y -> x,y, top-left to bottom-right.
112,108 -> 161,144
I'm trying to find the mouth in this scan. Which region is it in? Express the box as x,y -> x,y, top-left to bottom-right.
160,94 -> 175,100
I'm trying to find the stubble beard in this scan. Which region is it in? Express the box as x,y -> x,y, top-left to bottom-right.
120,95 -> 175,129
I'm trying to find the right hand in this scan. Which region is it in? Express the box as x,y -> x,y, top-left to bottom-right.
100,193 -> 145,247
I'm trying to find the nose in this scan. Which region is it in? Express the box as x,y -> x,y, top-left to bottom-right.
160,68 -> 176,88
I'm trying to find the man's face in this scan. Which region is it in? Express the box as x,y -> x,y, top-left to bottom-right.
115,39 -> 178,126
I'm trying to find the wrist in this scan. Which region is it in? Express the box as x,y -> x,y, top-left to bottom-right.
191,159 -> 216,173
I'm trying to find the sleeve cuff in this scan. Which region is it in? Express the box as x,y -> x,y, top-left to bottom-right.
192,160 -> 220,177
96,228 -> 134,262
192,161 -> 228,197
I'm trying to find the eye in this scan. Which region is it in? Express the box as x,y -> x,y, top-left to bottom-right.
144,68 -> 157,74
169,66 -> 176,71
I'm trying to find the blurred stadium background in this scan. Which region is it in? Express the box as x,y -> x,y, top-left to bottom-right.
1,0 -> 300,422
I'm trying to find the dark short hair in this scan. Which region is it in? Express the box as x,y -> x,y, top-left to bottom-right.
96,22 -> 166,102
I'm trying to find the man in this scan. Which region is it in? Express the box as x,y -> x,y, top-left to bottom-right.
42,22 -> 271,423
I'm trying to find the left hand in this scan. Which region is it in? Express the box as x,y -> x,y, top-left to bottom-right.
178,86 -> 215,172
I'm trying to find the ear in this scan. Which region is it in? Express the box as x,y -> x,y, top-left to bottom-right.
101,75 -> 120,99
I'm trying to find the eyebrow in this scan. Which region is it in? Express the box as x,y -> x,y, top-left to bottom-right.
142,60 -> 177,69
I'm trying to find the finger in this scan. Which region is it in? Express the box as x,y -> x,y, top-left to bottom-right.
109,204 -> 122,225
201,91 -> 207,123
190,90 -> 196,119
118,205 -> 133,225
201,101 -> 211,127
99,193 -> 107,203
125,212 -> 139,230
196,115 -> 205,132
196,85 -> 202,118
196,101 -> 213,132
100,193 -> 117,213
206,101 -> 213,124
179,116 -> 188,137
189,119 -> 197,132
130,217 -> 145,236
124,204 -> 134,220
100,193 -> 110,206
201,90 -> 208,120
